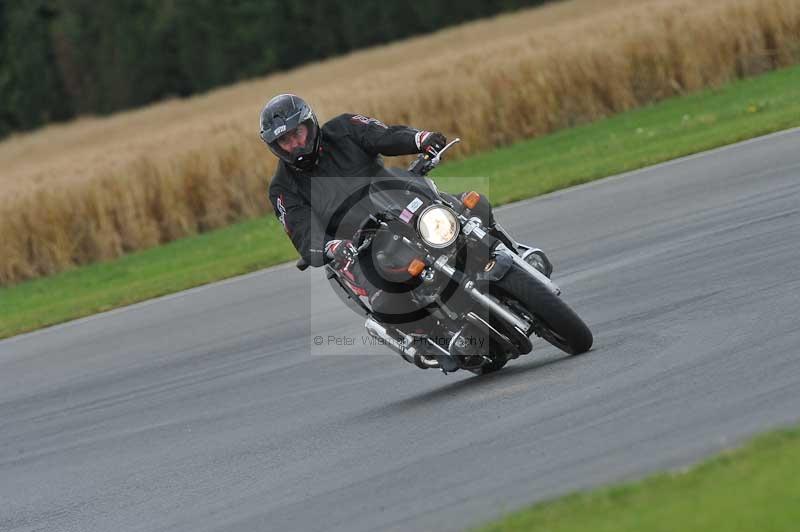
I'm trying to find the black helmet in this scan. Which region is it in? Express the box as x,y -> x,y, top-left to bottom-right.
259,94 -> 321,171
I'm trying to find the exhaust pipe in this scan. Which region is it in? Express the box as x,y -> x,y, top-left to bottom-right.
365,317 -> 418,362
365,318 -> 460,372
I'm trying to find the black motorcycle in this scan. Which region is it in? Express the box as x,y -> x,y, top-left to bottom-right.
297,138 -> 592,374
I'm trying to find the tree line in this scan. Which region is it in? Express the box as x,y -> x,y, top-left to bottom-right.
0,0 -> 547,138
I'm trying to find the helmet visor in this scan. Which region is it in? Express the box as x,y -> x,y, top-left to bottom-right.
268,118 -> 319,167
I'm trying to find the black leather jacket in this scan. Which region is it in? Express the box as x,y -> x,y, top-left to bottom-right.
268,113 -> 422,267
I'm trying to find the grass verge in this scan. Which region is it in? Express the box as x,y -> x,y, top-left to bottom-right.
472,426 -> 800,532
2,64 -> 800,339
0,217 -> 296,338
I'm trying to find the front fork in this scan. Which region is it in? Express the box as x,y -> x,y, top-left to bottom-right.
459,217 -> 561,295
366,217 -> 559,371
427,217 -> 560,335
429,255 -> 530,334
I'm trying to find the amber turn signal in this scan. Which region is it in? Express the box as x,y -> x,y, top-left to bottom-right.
407,258 -> 426,277
462,191 -> 481,210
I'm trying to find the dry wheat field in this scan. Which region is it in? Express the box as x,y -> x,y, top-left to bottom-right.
0,0 -> 798,285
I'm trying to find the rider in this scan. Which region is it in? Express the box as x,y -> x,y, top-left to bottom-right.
261,93 -> 497,328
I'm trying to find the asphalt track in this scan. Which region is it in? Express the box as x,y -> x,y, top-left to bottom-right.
2,129 -> 800,532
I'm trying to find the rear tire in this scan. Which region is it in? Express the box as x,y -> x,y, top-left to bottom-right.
491,265 -> 593,355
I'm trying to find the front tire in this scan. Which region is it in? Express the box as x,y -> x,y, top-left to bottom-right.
491,265 -> 593,355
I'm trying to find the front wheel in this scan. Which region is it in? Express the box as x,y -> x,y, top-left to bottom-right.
491,265 -> 593,355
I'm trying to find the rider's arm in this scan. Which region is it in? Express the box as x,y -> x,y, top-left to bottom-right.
268,181 -> 328,267
338,113 -> 420,157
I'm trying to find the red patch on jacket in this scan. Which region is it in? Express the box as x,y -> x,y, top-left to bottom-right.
350,114 -> 387,129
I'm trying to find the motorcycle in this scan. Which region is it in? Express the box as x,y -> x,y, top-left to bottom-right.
297,138 -> 592,374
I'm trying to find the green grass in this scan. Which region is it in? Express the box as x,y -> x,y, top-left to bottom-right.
2,64 -> 800,338
472,427 -> 800,532
0,216 -> 296,337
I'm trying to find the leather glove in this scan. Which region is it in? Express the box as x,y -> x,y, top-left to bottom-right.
415,131 -> 447,157
325,239 -> 357,268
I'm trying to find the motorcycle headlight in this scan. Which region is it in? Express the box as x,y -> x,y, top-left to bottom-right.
417,205 -> 459,248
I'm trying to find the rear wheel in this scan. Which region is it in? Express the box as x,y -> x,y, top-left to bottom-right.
491,265 -> 593,355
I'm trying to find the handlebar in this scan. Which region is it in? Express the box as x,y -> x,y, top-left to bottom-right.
295,235 -> 371,271
408,137 -> 461,176
431,137 -> 462,164
297,137 -> 460,271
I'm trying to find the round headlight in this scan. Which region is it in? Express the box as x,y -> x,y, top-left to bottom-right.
417,205 -> 459,248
